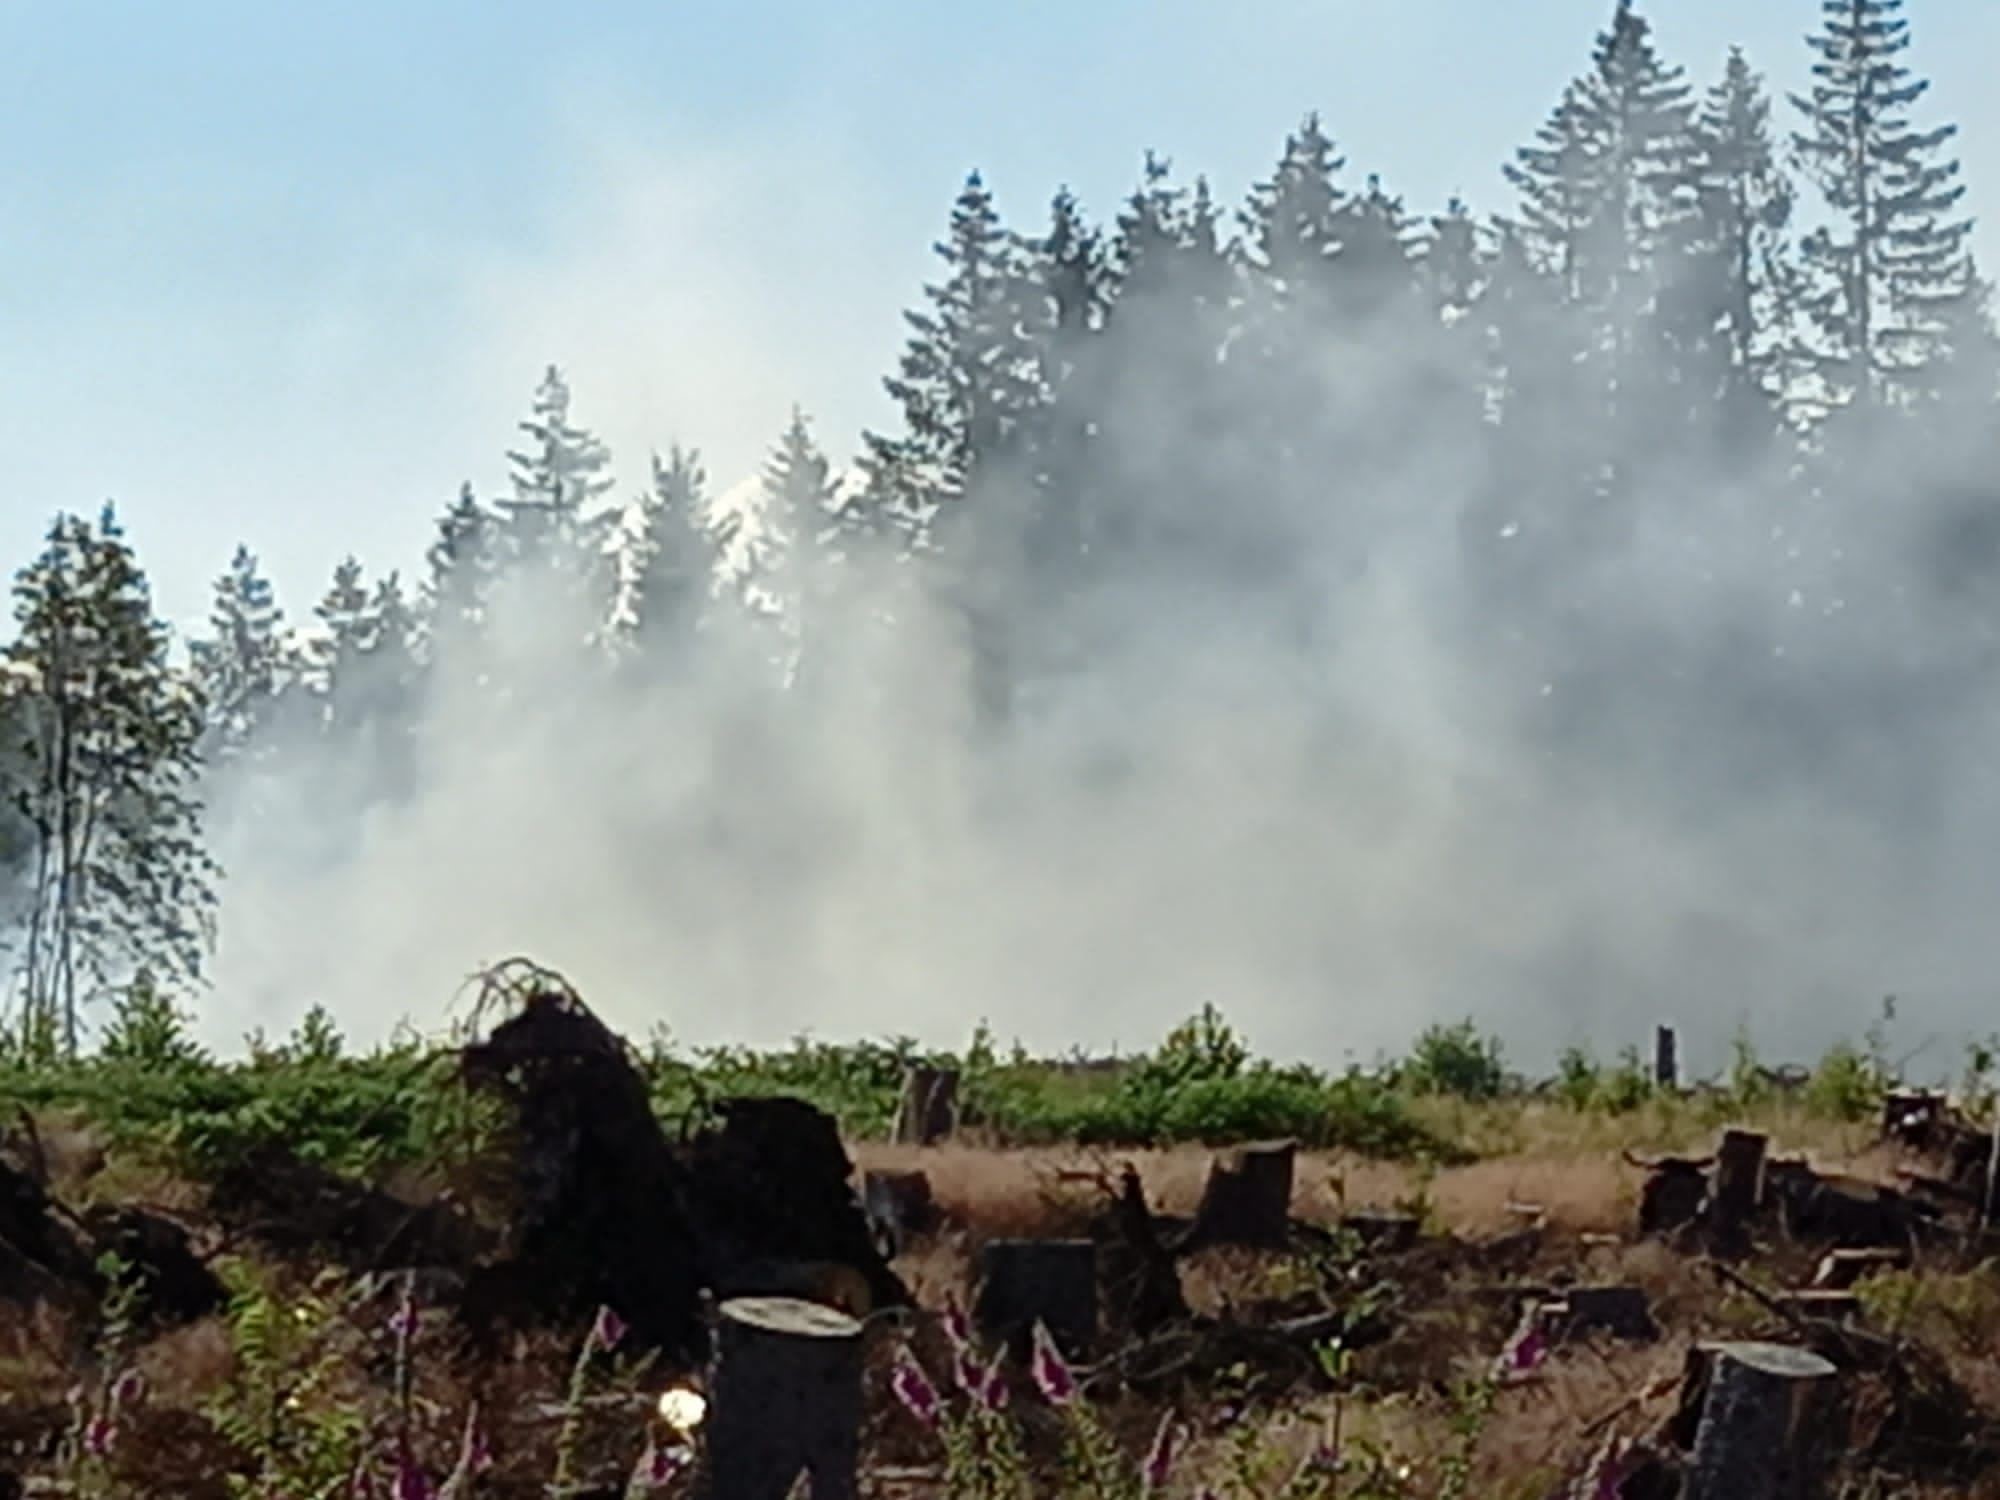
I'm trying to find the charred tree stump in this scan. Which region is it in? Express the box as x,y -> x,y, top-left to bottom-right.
702,1296 -> 865,1500
1341,1211 -> 1420,1254
1812,1247 -> 1908,1289
892,1067 -> 959,1146
1635,1157 -> 1710,1239
861,1169 -> 938,1260
1185,1140 -> 1296,1250
1543,1285 -> 1657,1342
1684,1341 -> 1840,1500
1709,1129 -> 1768,1256
974,1238 -> 1097,1359
1096,1166 -> 1187,1338
1654,1026 -> 1679,1091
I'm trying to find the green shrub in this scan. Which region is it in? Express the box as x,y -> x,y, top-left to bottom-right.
1806,1040 -> 1884,1123
1400,1019 -> 1505,1101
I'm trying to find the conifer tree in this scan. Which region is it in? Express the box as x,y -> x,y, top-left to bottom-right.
860,172 -> 1051,543
495,366 -> 620,640
1682,48 -> 1803,442
626,444 -> 735,653
1791,0 -> 1975,410
189,545 -> 290,765
422,482 -> 500,656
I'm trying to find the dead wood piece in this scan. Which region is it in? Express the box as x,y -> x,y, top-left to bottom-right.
1708,1129 -> 1767,1256
1540,1285 -> 1658,1343
701,1296 -> 864,1500
683,1096 -> 911,1319
861,1170 -> 938,1260
75,1204 -> 223,1330
1683,1341 -> 1840,1500
1634,1157 -> 1708,1239
208,1144 -> 484,1269
460,983 -> 711,1358
1340,1211 -> 1420,1255
891,1067 -> 959,1147
1182,1140 -> 1296,1251
1766,1165 -> 1937,1249
1654,1026 -> 1679,1090
1094,1166 -> 1187,1338
1777,1290 -> 1862,1323
975,1238 -> 1097,1359
1812,1248 -> 1909,1290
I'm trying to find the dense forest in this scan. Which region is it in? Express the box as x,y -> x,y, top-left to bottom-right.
2,0 -> 1995,1062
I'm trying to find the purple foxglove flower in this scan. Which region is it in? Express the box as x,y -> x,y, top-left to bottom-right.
951,1344 -> 982,1397
976,1349 -> 1010,1412
388,1287 -> 421,1343
1028,1322 -> 1077,1407
627,1439 -> 693,1493
1588,1437 -> 1640,1499
83,1414 -> 117,1459
393,1449 -> 438,1500
889,1349 -> 942,1430
1495,1318 -> 1549,1380
592,1304 -> 629,1353
1141,1413 -> 1181,1493
941,1295 -> 972,1355
110,1369 -> 148,1409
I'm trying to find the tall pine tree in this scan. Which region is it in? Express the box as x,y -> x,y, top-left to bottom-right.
1791,0 -> 1975,411
189,545 -> 291,766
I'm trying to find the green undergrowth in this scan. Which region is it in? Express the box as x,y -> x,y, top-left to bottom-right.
0,986 -> 1979,1189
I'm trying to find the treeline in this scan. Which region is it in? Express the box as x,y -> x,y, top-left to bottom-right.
2,0 -> 1995,1053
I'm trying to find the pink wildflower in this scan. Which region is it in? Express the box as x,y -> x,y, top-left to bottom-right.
976,1348 -> 1010,1412
591,1304 -> 629,1353
889,1349 -> 943,1429
940,1295 -> 972,1355
626,1438 -> 693,1494
83,1413 -> 117,1459
1495,1311 -> 1549,1380
388,1283 -> 421,1343
1029,1321 -> 1078,1406
951,1343 -> 982,1396
392,1444 -> 438,1500
1141,1413 -> 1182,1493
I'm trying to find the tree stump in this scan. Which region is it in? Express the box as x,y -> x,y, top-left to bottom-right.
1684,1341 -> 1840,1500
1637,1158 -> 1709,1238
892,1067 -> 959,1146
1811,1247 -> 1908,1290
1654,1025 -> 1679,1090
974,1238 -> 1097,1359
701,1295 -> 865,1500
1341,1211 -> 1420,1254
861,1169 -> 938,1259
1710,1129 -> 1768,1255
1543,1284 -> 1657,1342
1185,1140 -> 1296,1250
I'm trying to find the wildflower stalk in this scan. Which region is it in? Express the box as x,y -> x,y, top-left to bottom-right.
550,1306 -> 626,1498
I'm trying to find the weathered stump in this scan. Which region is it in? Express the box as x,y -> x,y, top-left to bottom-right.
861,1169 -> 938,1259
1095,1166 -> 1187,1338
1341,1211 -> 1421,1254
1710,1129 -> 1768,1255
702,1296 -> 865,1500
1654,1025 -> 1679,1090
1185,1140 -> 1296,1250
1811,1247 -> 1908,1290
1637,1158 -> 1709,1238
1543,1284 -> 1657,1342
1684,1341 -> 1839,1500
974,1238 -> 1097,1358
892,1067 -> 959,1146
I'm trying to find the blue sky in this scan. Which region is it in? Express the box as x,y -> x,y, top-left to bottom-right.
2,0 -> 1994,637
